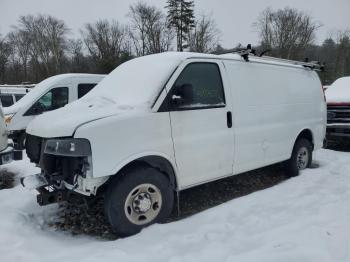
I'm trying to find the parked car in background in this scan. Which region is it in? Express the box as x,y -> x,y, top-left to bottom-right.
325,76 -> 350,143
23,52 -> 326,237
4,74 -> 105,149
0,85 -> 34,107
0,107 -> 22,165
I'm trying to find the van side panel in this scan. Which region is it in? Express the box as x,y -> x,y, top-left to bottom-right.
224,60 -> 325,174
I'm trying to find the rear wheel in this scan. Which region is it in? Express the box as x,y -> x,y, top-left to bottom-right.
104,164 -> 174,237
285,138 -> 313,177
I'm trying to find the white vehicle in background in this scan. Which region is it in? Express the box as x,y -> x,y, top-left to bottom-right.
325,76 -> 350,142
0,85 -> 34,107
4,74 -> 105,149
24,52 -> 326,237
0,107 -> 22,164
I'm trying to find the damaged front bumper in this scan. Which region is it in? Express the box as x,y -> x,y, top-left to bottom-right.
21,172 -> 108,206
21,173 -> 69,206
24,135 -> 109,206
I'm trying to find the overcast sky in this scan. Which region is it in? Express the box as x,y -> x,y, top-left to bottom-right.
0,0 -> 349,47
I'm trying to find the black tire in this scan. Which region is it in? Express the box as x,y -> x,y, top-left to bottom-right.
104,164 -> 174,237
284,138 -> 313,177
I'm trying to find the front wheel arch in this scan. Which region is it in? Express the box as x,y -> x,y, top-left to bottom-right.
110,155 -> 179,190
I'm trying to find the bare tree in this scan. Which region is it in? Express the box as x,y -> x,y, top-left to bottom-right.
128,2 -> 174,56
334,30 -> 350,78
66,39 -> 88,72
188,14 -> 221,53
81,20 -> 127,72
7,29 -> 31,80
255,7 -> 321,59
0,35 -> 12,83
14,15 -> 69,77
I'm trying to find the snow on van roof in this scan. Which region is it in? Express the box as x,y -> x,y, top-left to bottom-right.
3,73 -> 105,115
325,76 -> 350,103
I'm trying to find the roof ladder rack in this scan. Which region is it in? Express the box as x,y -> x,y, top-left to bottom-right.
214,44 -> 325,71
257,56 -> 325,71
213,44 -> 256,62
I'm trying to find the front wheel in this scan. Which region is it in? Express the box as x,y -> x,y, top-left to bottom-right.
284,138 -> 313,177
104,164 -> 174,237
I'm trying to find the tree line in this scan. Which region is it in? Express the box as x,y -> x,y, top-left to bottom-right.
0,1 -> 349,85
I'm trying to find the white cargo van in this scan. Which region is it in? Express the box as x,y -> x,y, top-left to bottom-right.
23,52 -> 326,236
3,74 -> 105,149
0,85 -> 33,107
0,107 -> 22,164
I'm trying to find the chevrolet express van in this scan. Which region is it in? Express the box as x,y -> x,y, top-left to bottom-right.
4,74 -> 105,149
24,52 -> 326,236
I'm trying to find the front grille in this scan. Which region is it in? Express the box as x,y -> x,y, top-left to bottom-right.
26,134 -> 43,164
327,105 -> 350,124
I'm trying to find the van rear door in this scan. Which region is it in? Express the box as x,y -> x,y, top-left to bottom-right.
160,60 -> 234,188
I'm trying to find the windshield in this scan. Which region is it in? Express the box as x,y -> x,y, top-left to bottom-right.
83,53 -> 183,108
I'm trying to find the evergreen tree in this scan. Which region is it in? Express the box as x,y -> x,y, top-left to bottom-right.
166,0 -> 195,51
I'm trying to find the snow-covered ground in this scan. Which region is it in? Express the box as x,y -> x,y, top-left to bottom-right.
1,149 -> 350,262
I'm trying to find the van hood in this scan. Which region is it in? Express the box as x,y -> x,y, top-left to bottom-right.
26,96 -> 140,138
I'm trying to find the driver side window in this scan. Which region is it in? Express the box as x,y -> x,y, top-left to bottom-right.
159,62 -> 226,112
25,87 -> 69,116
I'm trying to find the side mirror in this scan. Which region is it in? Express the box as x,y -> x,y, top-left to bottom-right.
33,103 -> 45,115
171,84 -> 194,106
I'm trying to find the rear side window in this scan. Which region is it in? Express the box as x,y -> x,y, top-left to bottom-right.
15,94 -> 25,102
163,62 -> 225,111
0,94 -> 14,107
78,83 -> 97,99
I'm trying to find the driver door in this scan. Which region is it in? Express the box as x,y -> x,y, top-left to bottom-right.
161,61 -> 234,188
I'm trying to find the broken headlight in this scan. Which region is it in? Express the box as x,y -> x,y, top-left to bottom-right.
44,138 -> 91,157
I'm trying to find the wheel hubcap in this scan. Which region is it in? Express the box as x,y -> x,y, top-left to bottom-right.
296,147 -> 309,170
124,183 -> 162,225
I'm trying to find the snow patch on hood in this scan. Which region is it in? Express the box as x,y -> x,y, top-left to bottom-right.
26,96 -> 138,138
326,77 -> 350,104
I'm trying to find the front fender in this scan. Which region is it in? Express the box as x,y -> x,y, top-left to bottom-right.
74,111 -> 176,181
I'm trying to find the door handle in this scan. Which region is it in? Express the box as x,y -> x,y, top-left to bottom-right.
227,111 -> 232,128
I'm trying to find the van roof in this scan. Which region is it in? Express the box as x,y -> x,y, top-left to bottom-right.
155,52 -> 313,71
42,73 -> 107,82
